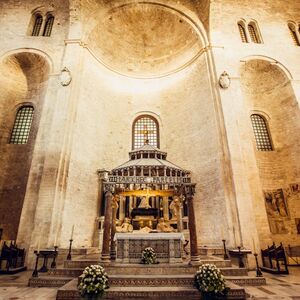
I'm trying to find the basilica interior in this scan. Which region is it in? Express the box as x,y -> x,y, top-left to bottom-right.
0,0 -> 300,299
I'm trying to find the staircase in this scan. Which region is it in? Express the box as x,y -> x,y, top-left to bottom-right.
28,253 -> 266,300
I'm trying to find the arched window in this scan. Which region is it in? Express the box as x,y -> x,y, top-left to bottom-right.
10,106 -> 34,144
288,23 -> 300,46
133,115 -> 159,149
43,15 -> 54,37
250,114 -> 273,151
248,23 -> 261,44
31,14 -> 43,36
238,22 -> 248,43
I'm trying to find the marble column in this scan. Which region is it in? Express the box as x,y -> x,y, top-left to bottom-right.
187,194 -> 201,264
110,196 -> 118,260
119,196 -> 125,221
101,191 -> 113,262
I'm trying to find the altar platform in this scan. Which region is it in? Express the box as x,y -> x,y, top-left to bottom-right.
114,232 -> 185,263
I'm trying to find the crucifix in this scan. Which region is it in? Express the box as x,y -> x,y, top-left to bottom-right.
137,124 -> 155,145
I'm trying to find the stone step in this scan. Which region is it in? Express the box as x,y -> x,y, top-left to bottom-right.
225,276 -> 266,286
28,276 -> 73,288
56,279 -> 246,300
49,265 -> 246,278
64,259 -> 231,269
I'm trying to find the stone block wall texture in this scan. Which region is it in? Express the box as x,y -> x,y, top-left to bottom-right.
0,0 -> 299,265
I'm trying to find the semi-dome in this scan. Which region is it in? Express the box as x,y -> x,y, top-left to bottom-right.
87,2 -> 203,78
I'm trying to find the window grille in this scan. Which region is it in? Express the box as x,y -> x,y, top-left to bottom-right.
288,24 -> 300,46
250,114 -> 273,151
32,15 -> 43,36
248,24 -> 260,43
133,116 -> 159,149
43,15 -> 54,37
10,106 -> 34,144
238,23 -> 248,43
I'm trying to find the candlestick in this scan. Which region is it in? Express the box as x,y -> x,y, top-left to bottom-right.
254,253 -> 263,277
252,237 -> 257,254
54,233 -> 57,247
67,239 -> 73,260
221,225 -> 225,240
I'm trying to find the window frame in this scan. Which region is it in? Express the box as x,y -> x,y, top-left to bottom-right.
132,115 -> 160,150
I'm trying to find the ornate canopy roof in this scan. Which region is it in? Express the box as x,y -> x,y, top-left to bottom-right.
112,144 -> 189,176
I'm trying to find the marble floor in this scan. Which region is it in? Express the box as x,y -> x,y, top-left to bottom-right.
0,268 -> 299,299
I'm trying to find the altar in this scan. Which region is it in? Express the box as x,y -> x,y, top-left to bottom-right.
114,232 -> 185,264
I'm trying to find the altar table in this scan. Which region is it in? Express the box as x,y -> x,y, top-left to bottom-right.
114,232 -> 185,263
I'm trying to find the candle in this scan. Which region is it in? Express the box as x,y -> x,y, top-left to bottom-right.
70,225 -> 74,240
252,237 -> 257,254
221,225 -> 225,240
37,238 -> 40,253
54,232 -> 57,247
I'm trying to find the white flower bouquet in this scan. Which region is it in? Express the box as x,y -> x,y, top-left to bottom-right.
141,247 -> 158,264
194,264 -> 229,299
78,265 -> 109,299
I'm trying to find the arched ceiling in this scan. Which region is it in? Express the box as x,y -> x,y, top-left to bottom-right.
240,60 -> 290,94
84,2 -> 205,78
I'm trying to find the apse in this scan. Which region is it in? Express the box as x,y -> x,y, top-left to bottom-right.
0,52 -> 49,240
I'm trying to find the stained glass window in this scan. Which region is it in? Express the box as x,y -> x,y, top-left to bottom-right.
133,116 -> 159,149
251,114 -> 273,151
248,24 -> 260,43
10,106 -> 34,144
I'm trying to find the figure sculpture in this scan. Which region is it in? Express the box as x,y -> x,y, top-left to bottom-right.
156,218 -> 174,232
116,218 -> 133,233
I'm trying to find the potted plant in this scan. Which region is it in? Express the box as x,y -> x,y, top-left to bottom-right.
78,265 -> 109,299
194,263 -> 229,300
141,247 -> 158,264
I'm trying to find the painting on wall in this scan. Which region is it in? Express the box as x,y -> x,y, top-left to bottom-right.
264,189 -> 289,234
295,218 -> 300,234
290,183 -> 300,195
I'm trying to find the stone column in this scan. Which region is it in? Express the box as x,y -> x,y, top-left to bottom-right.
101,191 -> 113,262
187,194 -> 201,264
119,196 -> 125,221
110,196 -> 118,260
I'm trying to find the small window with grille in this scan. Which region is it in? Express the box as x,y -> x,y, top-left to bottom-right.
10,106 -> 34,144
248,23 -> 261,44
32,14 -> 43,36
238,22 -> 248,43
43,15 -> 54,37
133,115 -> 159,149
288,23 -> 300,46
250,114 -> 273,151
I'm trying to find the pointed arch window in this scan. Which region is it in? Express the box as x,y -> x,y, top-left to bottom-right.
10,106 -> 34,144
250,114 -> 273,151
32,14 -> 43,36
133,115 -> 159,149
288,23 -> 300,46
238,22 -> 248,43
43,15 -> 54,37
248,23 -> 261,44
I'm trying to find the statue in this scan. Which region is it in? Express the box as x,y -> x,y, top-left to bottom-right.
156,218 -> 174,232
138,196 -> 151,209
116,218 -> 133,233
169,199 -> 177,220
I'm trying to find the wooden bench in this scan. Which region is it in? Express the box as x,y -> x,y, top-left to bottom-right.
261,242 -> 289,274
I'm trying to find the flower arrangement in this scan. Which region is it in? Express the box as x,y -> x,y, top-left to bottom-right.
78,265 -> 109,299
194,264 -> 229,299
141,247 -> 158,264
